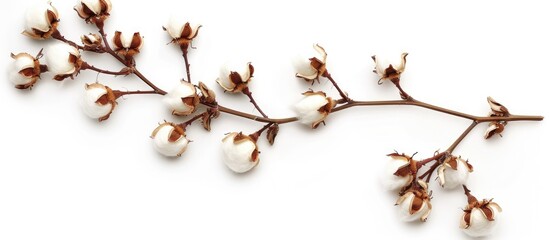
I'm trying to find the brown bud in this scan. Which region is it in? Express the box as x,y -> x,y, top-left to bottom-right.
266,124 -> 279,145
200,108 -> 219,131
484,122 -> 505,139
487,97 -> 509,116
199,81 -> 217,104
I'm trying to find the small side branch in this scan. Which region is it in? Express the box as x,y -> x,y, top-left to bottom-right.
446,121 -> 479,154
242,88 -> 269,118
325,73 -> 351,102
181,47 -> 192,83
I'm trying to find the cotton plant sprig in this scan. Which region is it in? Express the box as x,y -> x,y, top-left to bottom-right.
8,0 -> 543,238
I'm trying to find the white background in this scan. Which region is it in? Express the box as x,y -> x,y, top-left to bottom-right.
2,0 -> 548,239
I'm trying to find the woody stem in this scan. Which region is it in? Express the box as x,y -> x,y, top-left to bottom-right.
325,73 -> 351,102
417,152 -> 448,181
417,152 -> 448,168
182,47 -> 192,83
179,112 -> 207,127
390,78 -> 411,100
446,121 -> 479,154
204,97 -> 543,126
81,62 -> 130,76
51,30 -> 85,50
418,162 -> 440,182
242,88 -> 269,118
114,90 -> 159,98
417,121 -> 480,182
249,123 -> 274,141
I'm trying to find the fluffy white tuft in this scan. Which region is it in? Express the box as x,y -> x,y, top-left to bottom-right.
462,206 -> 500,237
397,193 -> 429,222
152,124 -> 189,157
8,54 -> 35,86
222,133 -> 258,173
45,43 -> 79,75
381,157 -> 411,191
24,2 -> 56,33
82,85 -> 112,119
295,94 -> 328,126
163,81 -> 196,114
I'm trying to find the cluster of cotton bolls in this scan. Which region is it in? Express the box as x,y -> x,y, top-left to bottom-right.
9,1 -> 514,238
381,151 -> 502,237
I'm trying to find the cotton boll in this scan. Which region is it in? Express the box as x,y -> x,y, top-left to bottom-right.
45,43 -> 81,78
294,91 -> 335,128
164,81 -> 199,116
82,83 -> 116,121
151,123 -> 189,157
221,132 -> 259,173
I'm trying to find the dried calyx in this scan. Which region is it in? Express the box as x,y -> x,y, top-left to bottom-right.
484,97 -> 509,139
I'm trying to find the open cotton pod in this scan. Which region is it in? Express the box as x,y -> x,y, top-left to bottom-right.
216,62 -> 254,93
221,132 -> 260,173
294,91 -> 335,129
395,181 -> 432,222
437,156 -> 473,189
81,33 -> 102,48
82,83 -> 117,121
45,43 -> 82,80
372,52 -> 408,82
295,44 -> 328,83
22,1 -> 59,39
151,123 -> 189,157
460,187 -> 502,237
164,81 -> 199,116
8,52 -> 42,89
74,0 -> 112,25
112,31 -> 143,57
381,153 -> 416,191
163,16 -> 201,48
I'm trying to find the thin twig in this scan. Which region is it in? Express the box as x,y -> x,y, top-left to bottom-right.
51,30 -> 84,50
446,121 -> 479,154
179,112 -> 208,127
182,47 -> 192,83
325,73 -> 351,102
249,122 -> 275,141
242,88 -> 268,118
115,90 -> 159,97
81,62 -> 130,76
